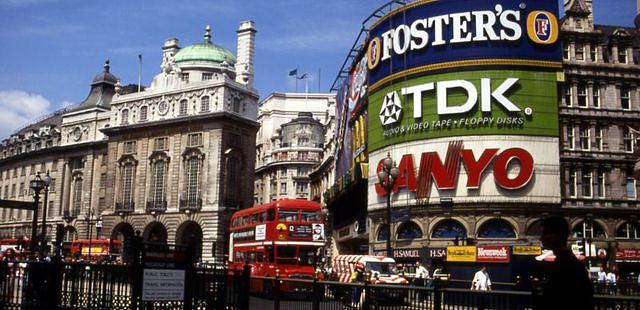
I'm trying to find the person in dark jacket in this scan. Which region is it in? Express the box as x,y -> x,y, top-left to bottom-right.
537,217 -> 593,310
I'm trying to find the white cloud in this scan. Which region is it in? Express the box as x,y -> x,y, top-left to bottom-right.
0,90 -> 51,137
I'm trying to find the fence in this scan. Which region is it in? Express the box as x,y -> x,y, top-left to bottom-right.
2,260 -> 640,310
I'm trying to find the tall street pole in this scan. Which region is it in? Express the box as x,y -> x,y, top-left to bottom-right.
386,188 -> 392,258
30,192 -> 40,259
39,182 -> 49,258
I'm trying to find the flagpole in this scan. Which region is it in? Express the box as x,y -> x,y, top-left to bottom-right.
318,68 -> 321,93
295,77 -> 298,93
138,54 -> 142,92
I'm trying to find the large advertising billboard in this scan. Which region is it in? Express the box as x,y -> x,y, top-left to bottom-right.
367,0 -> 562,210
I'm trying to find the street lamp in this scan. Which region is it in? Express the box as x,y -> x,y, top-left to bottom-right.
377,152 -> 399,258
29,172 -> 46,259
39,171 -> 51,258
85,209 -> 95,259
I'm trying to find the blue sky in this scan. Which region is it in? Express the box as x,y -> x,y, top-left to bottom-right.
0,0 -> 636,137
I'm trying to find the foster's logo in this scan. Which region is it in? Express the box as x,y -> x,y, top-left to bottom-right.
526,10 -> 558,44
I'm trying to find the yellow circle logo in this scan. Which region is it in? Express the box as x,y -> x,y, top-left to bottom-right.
527,11 -> 559,45
276,223 -> 287,231
367,37 -> 381,70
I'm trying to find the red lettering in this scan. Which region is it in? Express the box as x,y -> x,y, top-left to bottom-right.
392,154 -> 417,192
493,148 -> 534,190
460,149 -> 498,188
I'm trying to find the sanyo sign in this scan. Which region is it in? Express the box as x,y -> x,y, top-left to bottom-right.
379,78 -> 526,126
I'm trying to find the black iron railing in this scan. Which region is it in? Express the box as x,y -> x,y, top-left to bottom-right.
115,201 -> 134,212
146,200 -> 167,212
179,198 -> 202,211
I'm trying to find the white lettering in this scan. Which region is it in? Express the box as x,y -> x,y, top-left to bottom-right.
381,30 -> 395,61
429,15 -> 450,46
402,83 -> 435,118
410,19 -> 429,50
437,80 -> 478,115
500,10 -> 521,40
472,11 -> 500,42
450,12 -> 472,43
393,24 -> 412,55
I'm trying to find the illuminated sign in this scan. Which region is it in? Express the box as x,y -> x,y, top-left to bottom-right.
446,246 -> 477,262
375,141 -> 534,198
513,246 -> 542,255
476,246 -> 510,263
366,0 -> 561,87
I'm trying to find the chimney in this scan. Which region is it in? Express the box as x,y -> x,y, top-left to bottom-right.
161,38 -> 180,73
235,20 -> 256,88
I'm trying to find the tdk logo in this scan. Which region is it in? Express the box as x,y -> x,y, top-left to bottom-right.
379,91 -> 402,125
379,78 -> 528,126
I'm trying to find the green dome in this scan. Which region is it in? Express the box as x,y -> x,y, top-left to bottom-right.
174,42 -> 236,64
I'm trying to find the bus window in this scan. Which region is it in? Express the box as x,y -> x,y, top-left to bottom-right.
276,246 -> 297,265
278,210 -> 298,222
251,214 -> 259,224
301,211 -> 320,222
298,247 -> 317,266
267,209 -> 275,221
256,252 -> 264,262
258,211 -> 265,223
266,246 -> 274,262
249,252 -> 256,263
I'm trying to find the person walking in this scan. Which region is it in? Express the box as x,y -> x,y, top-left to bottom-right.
414,261 -> 429,301
350,264 -> 366,307
606,270 -> 617,295
536,216 -> 593,310
597,267 -> 607,294
471,266 -> 492,291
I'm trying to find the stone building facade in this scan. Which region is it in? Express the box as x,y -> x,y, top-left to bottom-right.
0,22 -> 258,262
364,0 -> 640,274
254,93 -> 335,205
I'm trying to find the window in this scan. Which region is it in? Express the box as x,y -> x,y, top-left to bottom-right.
280,182 -> 287,194
98,198 -> 105,209
565,85 -> 573,106
616,223 -> 640,239
179,100 -> 188,115
202,73 -> 212,81
619,47 -> 628,64
18,183 -> 24,197
297,137 -> 309,146
188,133 -> 202,147
121,109 -> 129,125
121,164 -> 134,204
123,141 -> 136,154
577,84 -> 588,107
477,219 -> 516,238
563,43 -> 570,60
233,97 -> 241,113
154,137 -> 168,151
10,185 -> 15,198
626,173 -> 637,199
595,126 -> 603,151
591,44 -> 598,62
431,220 -> 467,239
593,87 -> 600,108
567,125 -> 575,149
569,168 -> 577,197
12,168 -> 16,178
3,186 -> 7,199
73,178 -> 82,214
139,106 -> 148,122
623,127 -> 634,152
301,211 -> 320,222
185,157 -> 202,202
71,157 -> 84,170
575,44 -> 585,61
100,173 -> 107,188
582,170 -> 592,198
597,171 -> 606,198
225,158 -> 240,207
621,86 -> 631,110
20,166 -> 25,176
573,221 -> 606,239
151,160 -> 167,204
30,164 -> 36,175
578,126 -> 590,150
181,73 -> 189,83
296,182 -> 307,193
397,222 -> 423,240
201,96 -> 210,112
278,210 -> 298,222
49,178 -> 56,193
297,167 -> 309,176
377,224 -> 389,241
101,155 -> 107,166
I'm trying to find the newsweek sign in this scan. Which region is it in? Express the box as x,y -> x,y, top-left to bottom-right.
477,246 -> 510,263
368,136 -> 560,209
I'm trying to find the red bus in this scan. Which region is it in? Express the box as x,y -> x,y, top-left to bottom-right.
229,199 -> 325,294
70,239 -> 121,261
0,238 -> 30,258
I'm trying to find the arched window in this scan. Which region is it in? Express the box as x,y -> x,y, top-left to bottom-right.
72,177 -> 82,215
397,222 -> 423,240
477,219 -> 516,239
572,221 -> 607,239
377,224 -> 389,241
179,100 -> 188,115
201,96 -> 210,112
431,220 -> 466,239
182,152 -> 203,210
526,220 -> 543,237
119,159 -> 136,208
121,109 -> 129,125
139,106 -> 148,122
616,222 -> 640,239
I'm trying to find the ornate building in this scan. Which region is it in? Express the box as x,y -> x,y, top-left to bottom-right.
254,93 -> 335,204
0,22 -> 258,262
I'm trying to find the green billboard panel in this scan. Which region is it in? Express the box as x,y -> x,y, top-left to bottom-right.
368,70 -> 559,152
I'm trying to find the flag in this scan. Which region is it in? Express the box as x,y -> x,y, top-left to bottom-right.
138,54 -> 142,62
288,69 -> 298,76
298,73 -> 308,79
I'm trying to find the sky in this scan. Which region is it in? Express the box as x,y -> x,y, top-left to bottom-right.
0,0 -> 636,137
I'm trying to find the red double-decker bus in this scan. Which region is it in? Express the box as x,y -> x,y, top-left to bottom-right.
69,239 -> 121,262
229,199 -> 325,294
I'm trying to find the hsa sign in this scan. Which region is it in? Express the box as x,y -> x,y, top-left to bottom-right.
375,141 -> 533,199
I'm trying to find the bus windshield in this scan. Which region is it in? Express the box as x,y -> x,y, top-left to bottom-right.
365,262 -> 398,276
275,246 -> 319,266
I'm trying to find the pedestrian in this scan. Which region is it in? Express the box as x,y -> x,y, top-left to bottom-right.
597,267 -> 607,293
471,266 -> 492,291
606,269 -> 617,295
350,264 -> 366,307
414,261 -> 429,301
536,216 -> 593,310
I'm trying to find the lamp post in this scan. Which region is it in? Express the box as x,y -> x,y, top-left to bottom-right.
29,172 -> 46,259
377,152 -> 399,258
85,209 -> 94,259
39,171 -> 51,258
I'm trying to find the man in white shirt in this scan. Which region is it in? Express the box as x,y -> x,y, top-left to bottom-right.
415,261 -> 429,280
606,271 -> 617,295
471,266 -> 492,291
597,267 -> 608,294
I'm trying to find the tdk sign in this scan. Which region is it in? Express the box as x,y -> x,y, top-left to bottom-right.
366,0 -> 562,87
